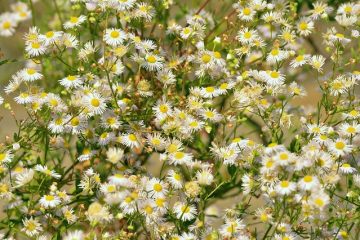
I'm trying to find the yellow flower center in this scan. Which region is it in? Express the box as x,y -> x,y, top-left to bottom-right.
168,144 -> 178,153
202,54 -> 211,64
107,185 -> 116,192
279,153 -> 288,161
70,16 -> 79,23
129,134 -> 137,141
220,83 -> 228,90
174,151 -> 185,159
155,198 -> 165,207
349,110 -> 358,117
144,205 -> 153,214
147,55 -> 157,63
45,195 -> 55,201
270,71 -> 279,78
205,86 -> 215,93
271,49 -> 279,56
159,104 -> 168,113
67,75 -> 77,81
299,22 -> 308,30
344,6 -> 352,13
110,31 -> 120,38
50,99 -> 58,107
31,42 -> 40,49
296,55 -> 304,62
266,160 -> 274,168
342,163 -> 350,168
183,27 -> 191,35
181,205 -> 190,213
2,21 -> 11,29
244,31 -> 252,39
335,141 -> 345,150
260,213 -> 268,222
347,126 -> 356,134
55,118 -> 63,125
243,8 -> 251,16
151,138 -> 161,145
153,183 -> 163,192
314,198 -> 324,207
303,175 -> 313,183
205,111 -> 214,118
46,31 -> 54,38
26,222 -> 37,231
214,51 -> 221,59
280,181 -> 289,188
174,173 -> 181,181
107,117 -> 116,125
27,69 -> 36,75
335,33 -> 344,39
90,98 -> 100,107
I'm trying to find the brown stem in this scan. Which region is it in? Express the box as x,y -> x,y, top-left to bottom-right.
196,0 -> 211,15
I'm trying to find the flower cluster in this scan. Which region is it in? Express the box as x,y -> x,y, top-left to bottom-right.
0,1 -> 32,37
0,0 -> 360,239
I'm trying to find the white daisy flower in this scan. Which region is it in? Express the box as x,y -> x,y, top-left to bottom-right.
114,0 -> 137,11
298,175 -> 320,191
237,28 -> 259,44
59,75 -> 83,89
196,169 -> 214,185
309,55 -> 325,72
220,218 -> 245,237
339,163 -> 357,174
200,86 -> 221,98
180,27 -> 193,39
25,41 -> 47,57
166,170 -> 183,189
62,33 -> 79,49
64,15 -> 87,29
297,18 -> 314,36
329,139 -> 352,157
173,202 -> 197,221
146,178 -> 168,197
14,92 -> 33,104
142,54 -> 164,71
40,194 -> 61,208
85,93 -> 107,116
135,2 -> 155,21
22,217 -> 42,237
120,133 -> 140,148
19,68 -> 43,82
48,115 -> 66,134
104,28 -> 127,46
339,122 -> 360,137
106,147 -> 124,164
63,230 -> 84,240
34,164 -> 61,179
275,180 -> 296,195
309,191 -> 330,209
146,133 -> 166,151
39,30 -> 62,45
15,169 -> 35,188
237,6 -> 256,22
0,13 -> 17,37
100,183 -> 118,195
290,54 -> 310,68
261,70 -> 285,85
0,150 -> 13,165
168,151 -> 193,165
